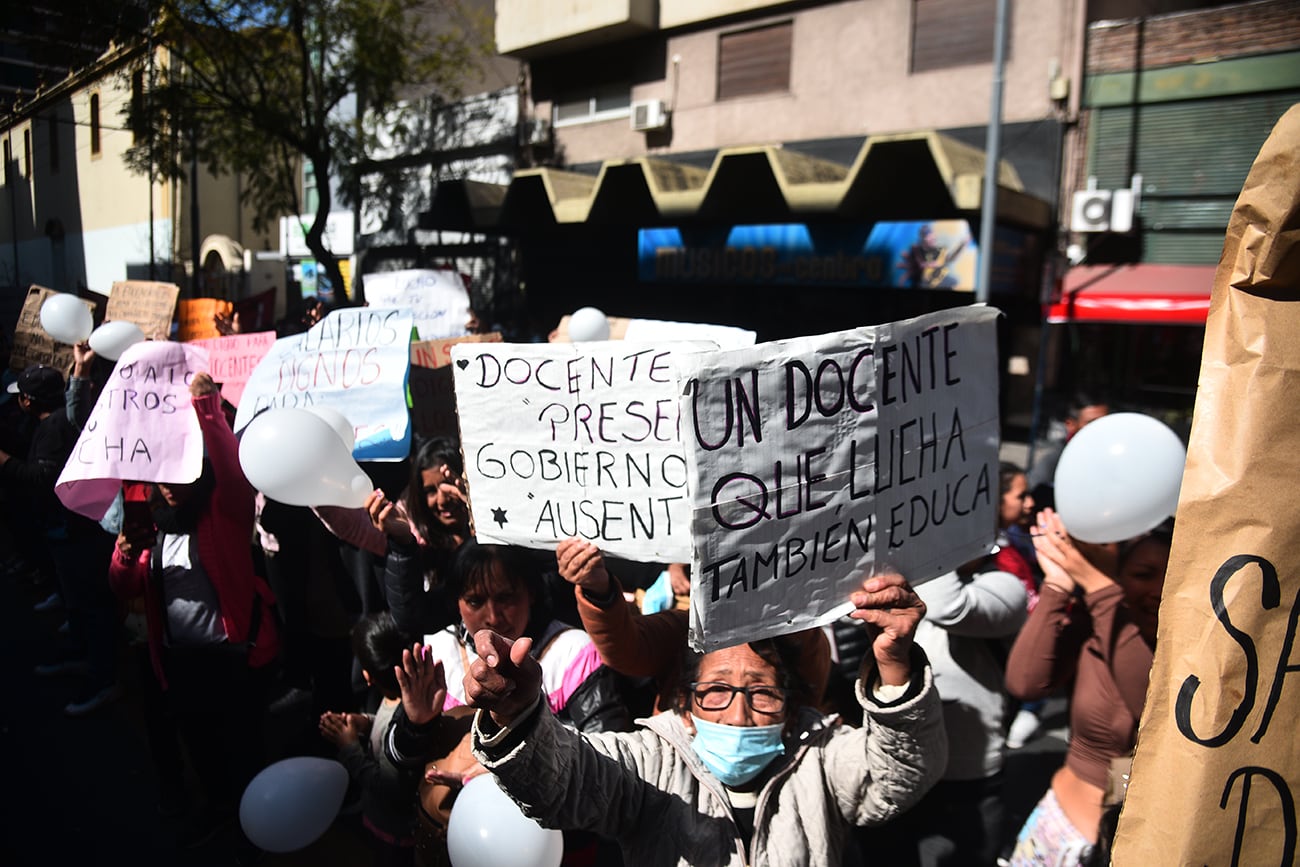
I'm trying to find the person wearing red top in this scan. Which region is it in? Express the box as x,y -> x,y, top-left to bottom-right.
109,372 -> 280,847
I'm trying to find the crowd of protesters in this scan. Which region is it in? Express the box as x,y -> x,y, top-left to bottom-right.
0,296 -> 1170,867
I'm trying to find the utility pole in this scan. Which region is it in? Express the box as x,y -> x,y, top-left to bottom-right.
976,0 -> 1010,304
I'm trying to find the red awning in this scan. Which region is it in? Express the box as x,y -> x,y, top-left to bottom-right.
1047,264 -> 1216,324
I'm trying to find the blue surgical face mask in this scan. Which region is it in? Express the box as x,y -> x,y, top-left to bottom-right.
688,715 -> 786,787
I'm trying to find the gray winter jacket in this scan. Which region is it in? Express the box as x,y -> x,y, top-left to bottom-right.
472,653 -> 948,867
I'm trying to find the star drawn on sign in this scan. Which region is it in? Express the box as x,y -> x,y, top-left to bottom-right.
491,507 -> 508,527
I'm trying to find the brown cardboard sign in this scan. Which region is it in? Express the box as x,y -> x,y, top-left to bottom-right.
106,280 -> 180,340
407,333 -> 502,440
10,286 -> 96,373
1113,104 -> 1300,864
409,332 -> 503,369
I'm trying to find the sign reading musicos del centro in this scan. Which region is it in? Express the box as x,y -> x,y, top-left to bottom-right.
638,220 -> 1018,290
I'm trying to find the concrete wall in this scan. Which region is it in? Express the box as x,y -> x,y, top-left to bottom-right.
531,0 -> 1081,166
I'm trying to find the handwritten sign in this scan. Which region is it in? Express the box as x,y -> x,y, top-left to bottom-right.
233,307 -> 414,461
190,331 -> 276,407
410,332 -> 504,370
10,285 -> 95,372
177,298 -> 234,341
675,306 -> 1000,650
107,280 -> 180,340
1113,104 -> 1300,867
409,333 -> 504,440
55,340 -> 208,520
363,269 -> 471,340
451,341 -> 699,562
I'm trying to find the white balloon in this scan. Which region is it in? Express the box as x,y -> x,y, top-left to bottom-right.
305,404 -> 356,451
568,306 -> 610,342
39,293 -> 94,345
239,756 -> 348,853
1054,413 -> 1186,544
88,320 -> 146,361
238,407 -> 374,507
447,775 -> 563,867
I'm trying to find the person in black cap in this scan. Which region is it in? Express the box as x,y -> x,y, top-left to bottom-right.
0,364 -> 121,715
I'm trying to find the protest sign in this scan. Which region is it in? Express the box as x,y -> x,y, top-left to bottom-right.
10,285 -> 95,372
410,332 -> 504,369
409,333 -> 504,439
363,269 -> 471,340
1113,104 -> 1300,866
178,298 -> 235,341
55,340 -> 208,520
106,280 -> 180,340
675,306 -> 1000,650
451,341 -> 698,563
233,307 -> 414,461
190,331 -> 277,407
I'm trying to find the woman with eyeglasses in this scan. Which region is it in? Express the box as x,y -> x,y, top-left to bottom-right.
433,570 -> 947,867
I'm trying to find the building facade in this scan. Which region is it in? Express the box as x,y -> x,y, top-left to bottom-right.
0,43 -> 275,311
1045,0 -> 1300,431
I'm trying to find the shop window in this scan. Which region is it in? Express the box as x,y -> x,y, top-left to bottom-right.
90,92 -> 102,156
912,0 -> 1007,73
553,83 -> 631,126
717,21 -> 792,101
23,128 -> 31,178
2,138 -> 10,185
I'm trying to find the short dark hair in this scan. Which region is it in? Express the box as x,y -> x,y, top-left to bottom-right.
671,637 -> 809,716
448,541 -> 540,600
1067,390 -> 1110,418
352,611 -> 407,698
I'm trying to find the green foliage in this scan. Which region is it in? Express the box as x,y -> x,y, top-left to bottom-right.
122,0 -> 492,289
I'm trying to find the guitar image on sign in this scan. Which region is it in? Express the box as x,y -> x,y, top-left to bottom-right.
898,225 -> 970,289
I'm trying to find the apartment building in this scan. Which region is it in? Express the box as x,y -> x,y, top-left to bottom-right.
1045,0 -> 1300,428
0,42 -> 274,307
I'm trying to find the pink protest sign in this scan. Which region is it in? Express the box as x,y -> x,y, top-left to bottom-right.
55,341 -> 209,520
191,331 -> 276,407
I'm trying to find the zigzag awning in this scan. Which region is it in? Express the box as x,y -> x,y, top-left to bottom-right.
420,130 -> 1052,232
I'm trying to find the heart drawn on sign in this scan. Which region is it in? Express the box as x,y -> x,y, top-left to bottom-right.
456,359 -> 469,370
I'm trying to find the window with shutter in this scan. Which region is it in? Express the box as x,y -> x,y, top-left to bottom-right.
717,21 -> 793,101
912,0 -> 1006,73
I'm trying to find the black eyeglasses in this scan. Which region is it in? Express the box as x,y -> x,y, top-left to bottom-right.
689,682 -> 788,714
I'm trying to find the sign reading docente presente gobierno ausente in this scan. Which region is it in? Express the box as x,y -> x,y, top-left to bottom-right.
451,341 -> 700,564
677,306 -> 1000,650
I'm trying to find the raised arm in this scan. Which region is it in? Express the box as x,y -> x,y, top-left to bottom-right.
557,537 -> 687,679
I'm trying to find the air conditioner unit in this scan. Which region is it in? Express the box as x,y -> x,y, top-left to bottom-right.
1070,189 -> 1112,233
630,99 -> 669,132
1108,188 -> 1136,233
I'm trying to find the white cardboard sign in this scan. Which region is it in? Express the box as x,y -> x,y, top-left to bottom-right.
451,341 -> 699,562
676,306 -> 1001,650
363,269 -> 471,341
233,307 -> 415,461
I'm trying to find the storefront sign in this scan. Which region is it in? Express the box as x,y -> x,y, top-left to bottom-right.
638,220 -> 978,289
